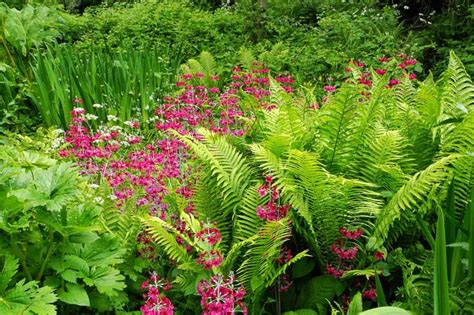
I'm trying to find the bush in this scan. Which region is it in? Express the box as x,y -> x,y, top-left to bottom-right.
69,1 -> 252,63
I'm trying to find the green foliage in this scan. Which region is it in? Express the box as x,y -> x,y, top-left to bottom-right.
70,0 -> 251,63
434,208 -> 450,315
0,3 -> 63,111
0,143 -> 132,312
178,51 -> 473,313
359,306 -> 411,315
29,45 -> 181,127
0,255 -> 57,314
295,275 -> 345,313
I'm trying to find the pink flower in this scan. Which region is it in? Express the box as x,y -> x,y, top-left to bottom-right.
197,250 -> 222,270
339,227 -> 363,240
196,227 -> 221,246
389,79 -> 400,86
375,69 -> 387,75
363,288 -> 377,301
326,263 -> 344,278
374,251 -> 385,261
324,85 -> 336,93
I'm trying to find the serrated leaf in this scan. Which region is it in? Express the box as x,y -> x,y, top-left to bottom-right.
58,283 -> 90,306
88,266 -> 126,297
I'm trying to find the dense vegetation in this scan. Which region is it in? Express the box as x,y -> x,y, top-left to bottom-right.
0,0 -> 473,314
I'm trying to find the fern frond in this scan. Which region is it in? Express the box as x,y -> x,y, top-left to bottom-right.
140,216 -> 192,264
198,51 -> 216,78
233,185 -> 263,242
315,84 -> 360,172
237,219 -> 292,292
440,51 -> 474,118
355,126 -> 414,191
373,154 -> 461,242
178,129 -> 254,252
221,236 -> 257,272
265,249 -> 310,288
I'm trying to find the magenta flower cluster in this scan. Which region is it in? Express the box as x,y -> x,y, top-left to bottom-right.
140,272 -> 174,315
197,273 -> 247,315
256,176 -> 291,221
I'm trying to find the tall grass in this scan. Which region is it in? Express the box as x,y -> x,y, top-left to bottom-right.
29,45 -> 182,128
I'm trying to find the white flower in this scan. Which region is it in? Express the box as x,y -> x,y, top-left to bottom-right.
403,5 -> 409,10
92,103 -> 103,108
93,196 -> 104,205
420,18 -> 427,23
53,128 -> 64,134
418,12 -> 424,16
85,114 -> 98,120
50,137 -> 63,149
124,120 -> 135,127
107,114 -> 119,122
89,184 -> 100,189
108,194 -> 117,200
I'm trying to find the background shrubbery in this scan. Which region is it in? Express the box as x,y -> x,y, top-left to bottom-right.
0,1 -> 473,314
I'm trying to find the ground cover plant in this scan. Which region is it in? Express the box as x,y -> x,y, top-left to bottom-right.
0,1 -> 473,314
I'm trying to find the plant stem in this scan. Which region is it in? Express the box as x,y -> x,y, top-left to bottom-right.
35,231 -> 55,281
10,237 -> 33,281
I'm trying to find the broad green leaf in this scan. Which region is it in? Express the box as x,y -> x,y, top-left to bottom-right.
87,266 -> 126,297
58,283 -> 90,306
359,306 -> 411,315
375,272 -> 387,307
292,258 -> 315,279
347,292 -> 363,315
283,310 -> 318,315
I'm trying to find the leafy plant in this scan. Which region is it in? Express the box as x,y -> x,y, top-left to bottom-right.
29,45 -> 182,127
0,144 -> 133,312
0,254 -> 57,315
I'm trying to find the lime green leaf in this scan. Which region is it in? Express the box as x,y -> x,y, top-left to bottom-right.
347,292 -> 363,315
359,306 -> 411,314
58,283 -> 90,306
283,310 -> 318,315
0,255 -> 19,293
88,266 -> 126,297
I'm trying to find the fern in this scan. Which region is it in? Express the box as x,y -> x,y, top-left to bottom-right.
315,84 -> 360,172
440,51 -> 474,118
373,154 -> 461,242
178,129 -> 254,252
237,219 -> 294,291
141,216 -> 192,264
